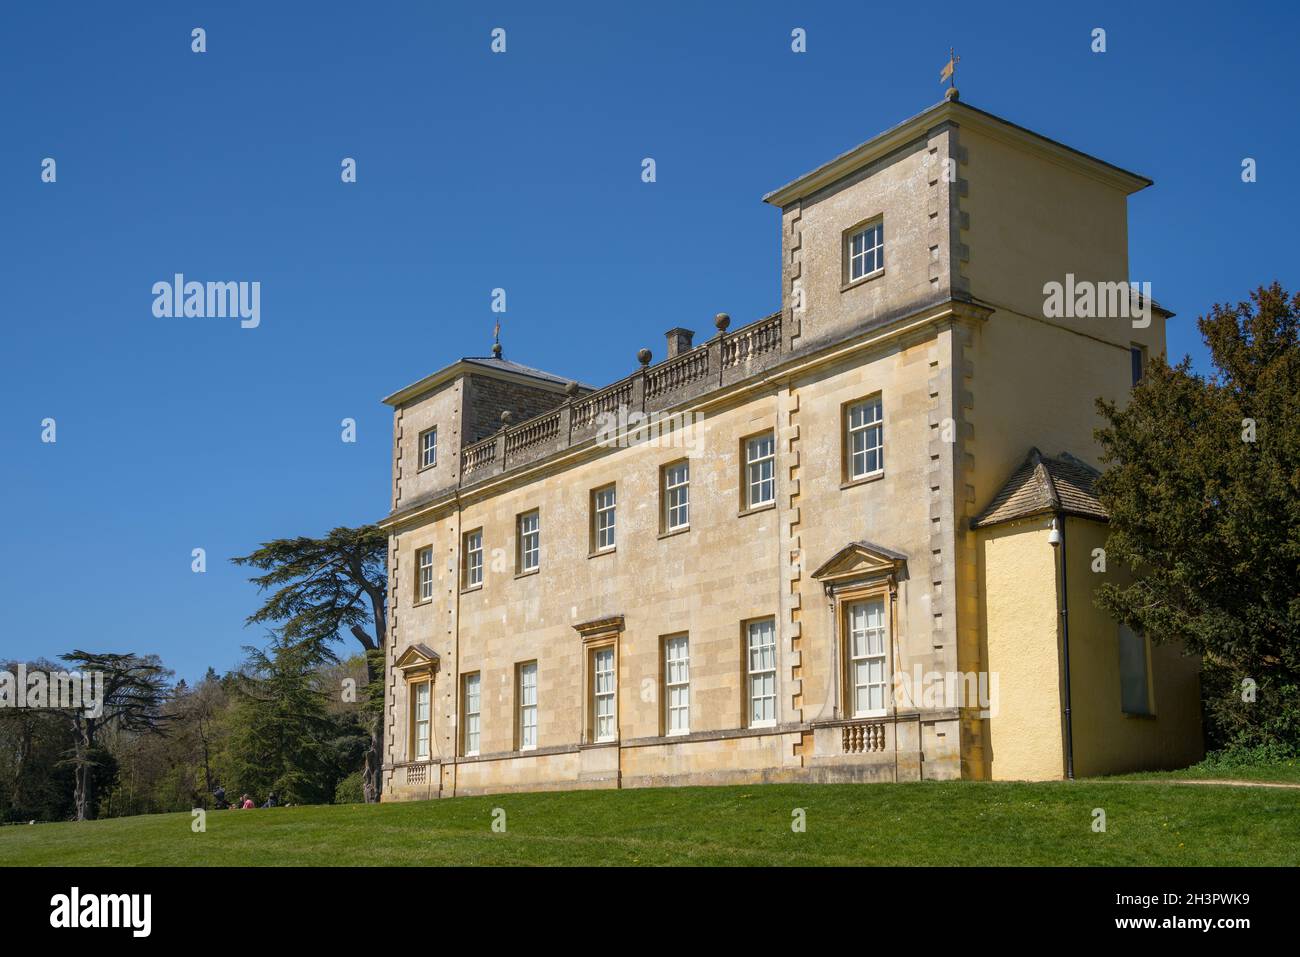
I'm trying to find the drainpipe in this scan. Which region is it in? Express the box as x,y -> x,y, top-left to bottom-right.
1049,513 -> 1075,780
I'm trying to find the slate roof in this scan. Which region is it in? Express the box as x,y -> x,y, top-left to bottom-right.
461,355 -> 595,388
382,354 -> 596,406
972,448 -> 1108,528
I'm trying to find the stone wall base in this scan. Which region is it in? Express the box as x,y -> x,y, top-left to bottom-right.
381,743 -> 963,801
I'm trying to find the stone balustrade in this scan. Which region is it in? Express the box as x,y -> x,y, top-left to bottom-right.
457,311 -> 784,487
841,721 -> 888,754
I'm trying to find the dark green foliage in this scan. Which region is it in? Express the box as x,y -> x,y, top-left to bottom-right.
231,526 -> 388,657
0,662 -> 81,822
334,770 -> 364,804
1094,283 -> 1300,751
1196,742 -> 1297,769
225,636 -> 346,807
57,651 -> 171,820
3,648 -> 371,821
232,525 -> 388,801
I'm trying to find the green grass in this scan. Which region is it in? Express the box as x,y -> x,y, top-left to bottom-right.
1111,759 -> 1300,785
4,779 -> 1297,866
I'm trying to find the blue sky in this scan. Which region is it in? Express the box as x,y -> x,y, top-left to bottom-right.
3,1 -> 1296,683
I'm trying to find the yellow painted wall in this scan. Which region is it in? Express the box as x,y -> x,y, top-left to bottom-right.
959,118 -> 1168,515
979,520 -> 1064,780
978,516 -> 1204,781
959,124 -> 1142,334
1063,518 -> 1203,776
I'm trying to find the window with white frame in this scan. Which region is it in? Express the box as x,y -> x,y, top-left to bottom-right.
1118,624 -> 1151,715
847,220 -> 884,281
745,433 -> 775,509
463,529 -> 483,588
593,485 -> 616,552
592,647 -> 616,742
416,546 -> 433,602
847,598 -> 888,717
663,461 -> 690,531
664,635 -> 690,734
518,662 -> 538,750
518,511 -> 539,573
846,395 -> 884,480
747,619 -> 777,726
462,672 -> 481,755
411,681 -> 430,761
419,427 -> 437,469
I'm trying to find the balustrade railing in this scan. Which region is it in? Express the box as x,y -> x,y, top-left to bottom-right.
841,722 -> 887,754
455,312 -> 783,486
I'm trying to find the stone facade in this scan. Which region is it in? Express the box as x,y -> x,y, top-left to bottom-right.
378,96 -> 1201,800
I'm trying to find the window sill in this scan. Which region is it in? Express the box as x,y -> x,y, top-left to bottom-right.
739,501 -> 776,518
666,729 -> 691,737
841,267 -> 885,292
460,583 -> 483,595
840,470 -> 885,490
416,463 -> 437,474
749,720 -> 777,730
412,598 -> 433,608
514,567 -> 539,580
588,546 -> 616,559
658,526 -> 691,540
1122,710 -> 1157,720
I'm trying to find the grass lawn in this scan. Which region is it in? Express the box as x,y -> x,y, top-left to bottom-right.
1112,760 -> 1300,786
3,779 -> 1297,866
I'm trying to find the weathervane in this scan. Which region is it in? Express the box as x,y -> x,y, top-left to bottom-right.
492,317 -> 502,358
940,47 -> 960,96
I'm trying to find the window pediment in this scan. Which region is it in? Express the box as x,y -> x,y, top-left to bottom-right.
811,541 -> 908,586
395,643 -> 440,679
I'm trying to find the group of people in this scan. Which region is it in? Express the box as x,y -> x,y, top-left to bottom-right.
211,786 -> 278,810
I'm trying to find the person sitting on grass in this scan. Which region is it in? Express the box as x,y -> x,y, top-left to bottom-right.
241,794 -> 254,809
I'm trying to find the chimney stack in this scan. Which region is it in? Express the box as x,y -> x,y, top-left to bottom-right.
664,327 -> 695,358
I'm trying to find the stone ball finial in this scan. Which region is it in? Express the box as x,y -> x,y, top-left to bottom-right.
637,348 -> 652,366
944,86 -> 960,102
500,410 -> 514,427
564,380 -> 579,398
715,312 -> 731,333
491,341 -> 503,358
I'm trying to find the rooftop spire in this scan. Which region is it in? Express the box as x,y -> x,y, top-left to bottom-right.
492,318 -> 502,358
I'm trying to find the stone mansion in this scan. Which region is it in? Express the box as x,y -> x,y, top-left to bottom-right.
378,94 -> 1202,799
